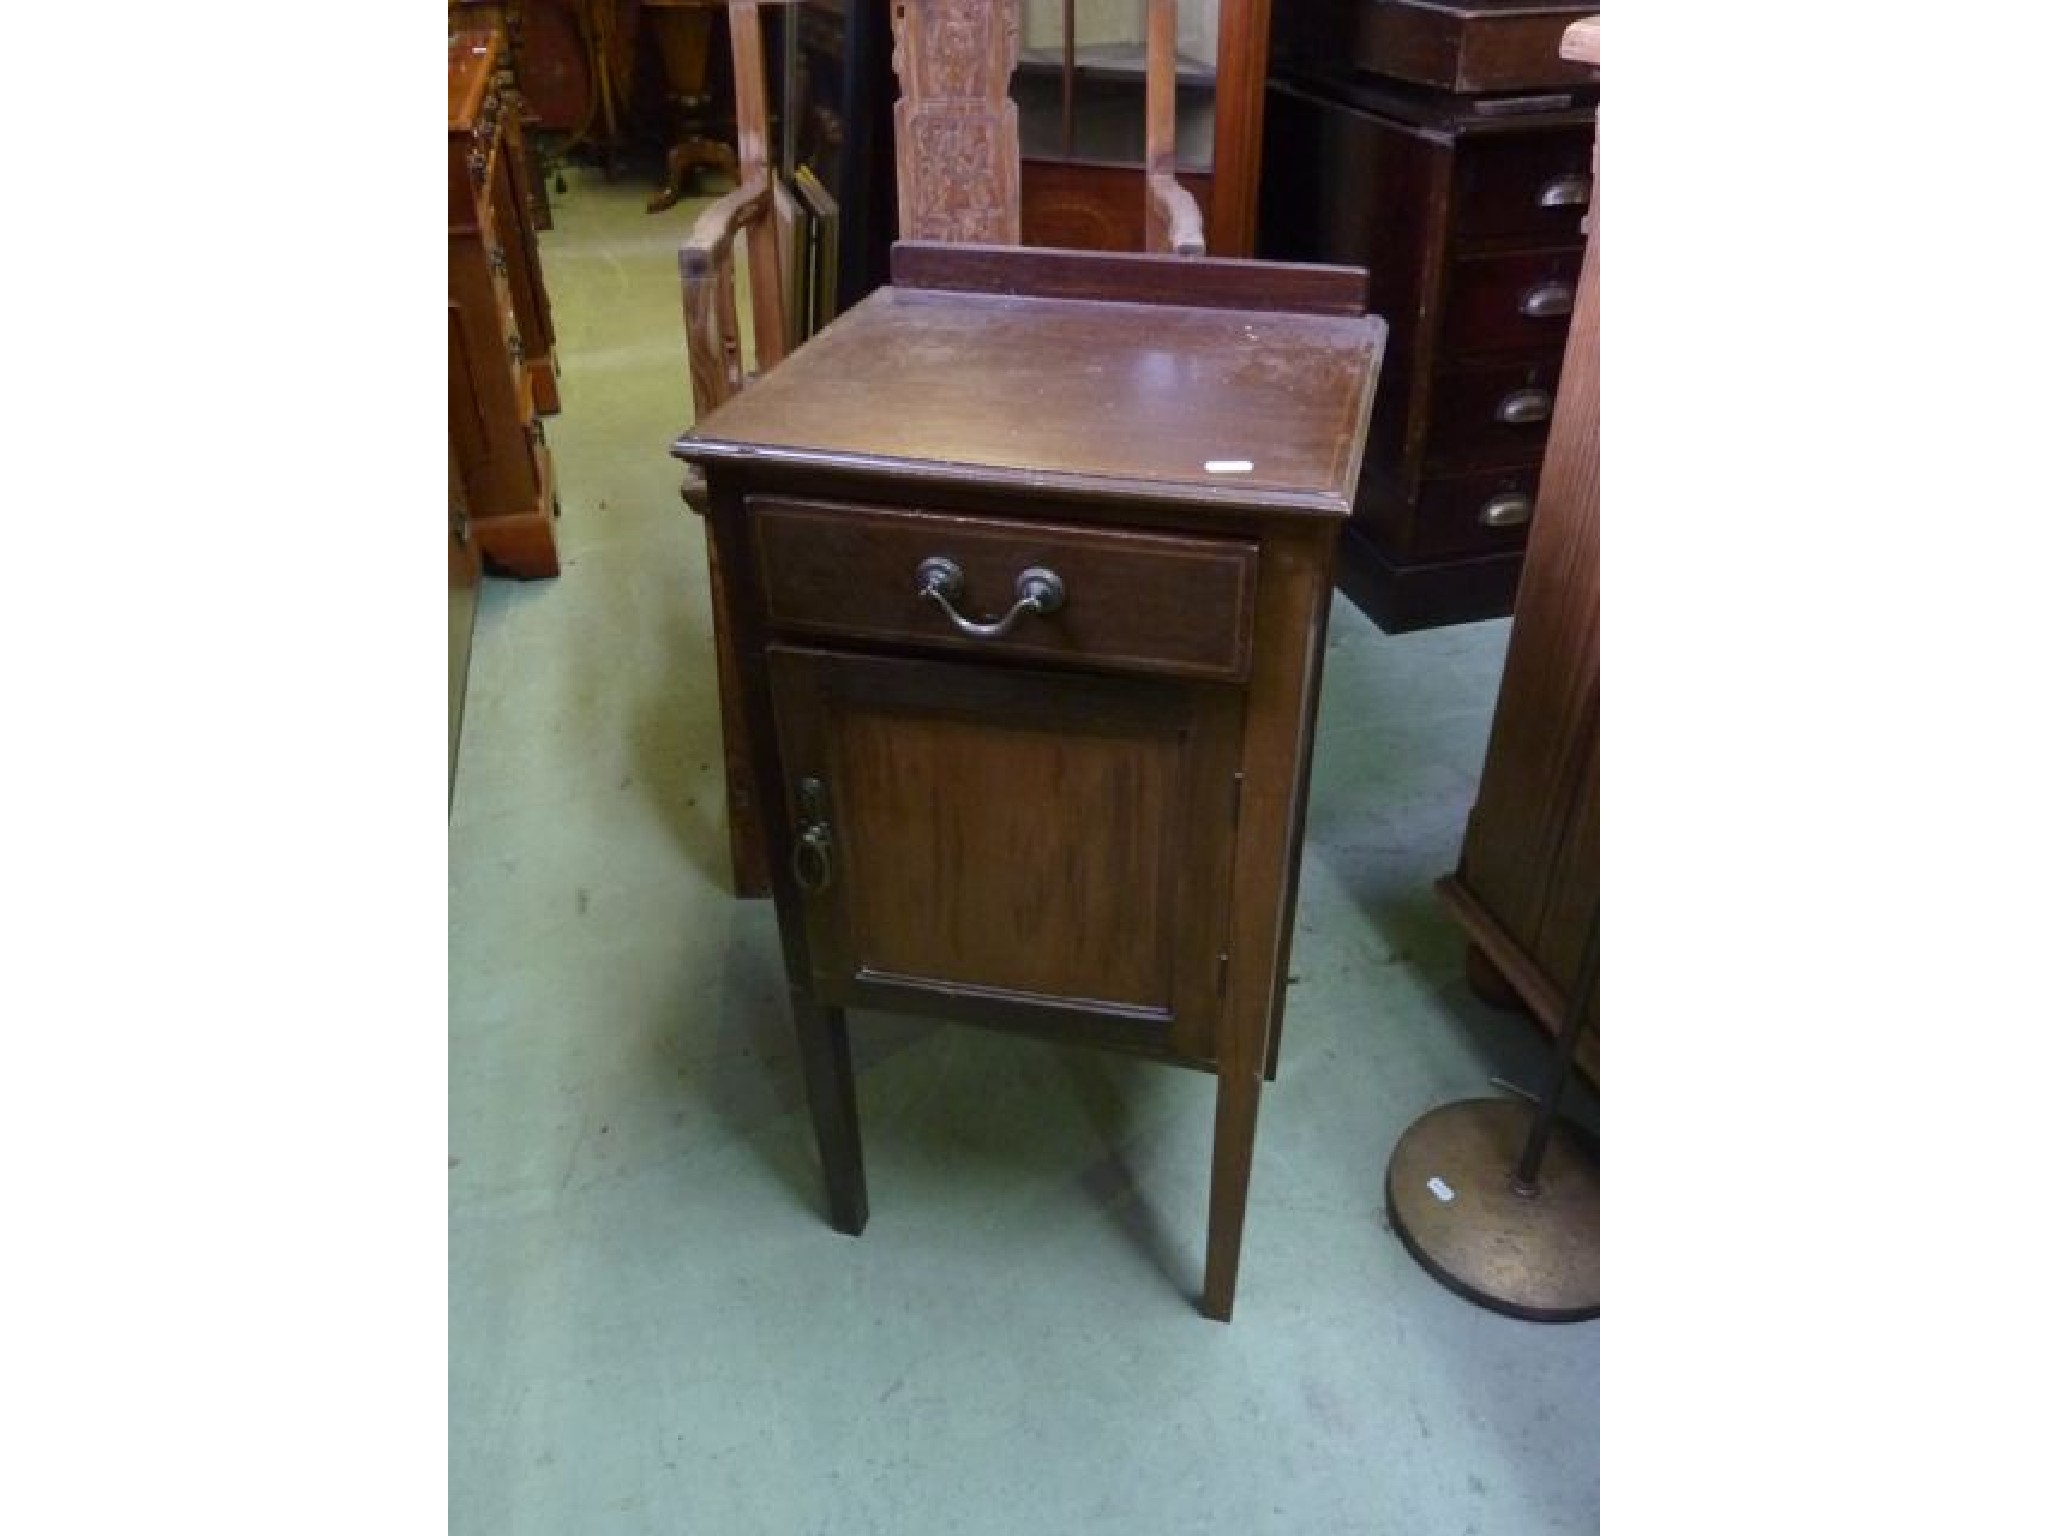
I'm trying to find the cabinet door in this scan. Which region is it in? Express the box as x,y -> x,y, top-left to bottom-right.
768,645 -> 1243,1063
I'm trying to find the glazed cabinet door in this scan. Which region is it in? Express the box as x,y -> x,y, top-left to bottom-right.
767,644 -> 1244,1063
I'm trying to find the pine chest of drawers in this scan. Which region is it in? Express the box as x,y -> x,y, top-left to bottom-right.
1258,0 -> 1597,631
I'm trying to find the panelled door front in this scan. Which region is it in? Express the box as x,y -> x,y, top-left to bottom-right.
767,645 -> 1244,1063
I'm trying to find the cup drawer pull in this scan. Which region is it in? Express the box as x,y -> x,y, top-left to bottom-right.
1519,280 -> 1575,319
917,556 -> 1067,640
1538,173 -> 1592,208
1480,493 -> 1534,529
1495,388 -> 1554,426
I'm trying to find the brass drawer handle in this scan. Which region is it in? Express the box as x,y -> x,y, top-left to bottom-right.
1495,388 -> 1554,426
1520,280 -> 1575,319
916,556 -> 1066,640
1538,173 -> 1591,208
793,777 -> 834,893
1480,493 -> 1533,529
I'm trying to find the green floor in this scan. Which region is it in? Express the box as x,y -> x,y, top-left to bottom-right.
449,165 -> 1598,1535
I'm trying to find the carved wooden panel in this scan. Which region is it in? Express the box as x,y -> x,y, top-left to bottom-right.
890,0 -> 1022,245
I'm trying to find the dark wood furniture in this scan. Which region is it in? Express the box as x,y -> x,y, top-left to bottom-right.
1258,0 -> 1596,631
1439,15 -> 1597,1078
643,0 -> 743,212
451,0 -> 564,227
671,241 -> 1384,1320
451,26 -> 565,579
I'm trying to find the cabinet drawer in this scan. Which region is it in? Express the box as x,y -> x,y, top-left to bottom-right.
1442,248 -> 1585,357
751,499 -> 1259,683
1408,467 -> 1543,561
1451,131 -> 1595,242
1424,357 -> 1565,470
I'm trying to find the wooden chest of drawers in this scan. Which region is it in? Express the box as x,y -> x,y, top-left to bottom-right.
1258,0 -> 1596,631
449,26 -> 563,579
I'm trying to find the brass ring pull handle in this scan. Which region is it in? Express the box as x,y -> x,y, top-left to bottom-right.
1519,280 -> 1575,319
916,556 -> 1067,639
793,777 -> 834,893
794,825 -> 834,893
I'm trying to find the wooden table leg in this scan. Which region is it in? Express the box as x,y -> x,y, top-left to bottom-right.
791,997 -> 868,1234
642,3 -> 737,213
1201,1063 -> 1264,1320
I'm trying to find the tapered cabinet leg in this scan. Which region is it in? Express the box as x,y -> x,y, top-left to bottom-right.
1201,1065 -> 1264,1321
791,998 -> 868,1234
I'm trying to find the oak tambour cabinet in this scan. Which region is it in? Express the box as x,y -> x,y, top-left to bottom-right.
672,242 -> 1385,1320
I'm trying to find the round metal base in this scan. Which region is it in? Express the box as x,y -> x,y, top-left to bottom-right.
1385,1097 -> 1598,1323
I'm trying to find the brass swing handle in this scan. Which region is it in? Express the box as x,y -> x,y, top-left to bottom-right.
916,557 -> 1067,640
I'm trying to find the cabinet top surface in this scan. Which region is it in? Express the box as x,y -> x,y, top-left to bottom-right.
449,28 -> 500,131
674,286 -> 1388,518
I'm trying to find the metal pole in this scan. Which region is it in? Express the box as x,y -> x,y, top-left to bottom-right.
1511,912 -> 1599,1195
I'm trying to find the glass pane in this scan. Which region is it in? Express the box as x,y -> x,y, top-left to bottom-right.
1014,0 -> 1218,170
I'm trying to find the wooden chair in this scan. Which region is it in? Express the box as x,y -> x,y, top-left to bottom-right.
680,0 -> 1204,897
677,0 -> 789,898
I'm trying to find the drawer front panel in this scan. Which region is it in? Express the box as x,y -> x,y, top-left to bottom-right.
1424,357 -> 1565,470
1451,131 -> 1596,242
1408,466 -> 1544,561
1442,248 -> 1585,357
752,499 -> 1259,683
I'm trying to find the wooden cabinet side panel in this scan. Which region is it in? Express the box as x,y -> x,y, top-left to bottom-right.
491,111 -> 556,364
1452,164 -> 1598,1007
1218,520 -> 1339,1080
1209,0 -> 1275,256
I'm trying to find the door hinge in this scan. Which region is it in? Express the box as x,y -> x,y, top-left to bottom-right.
1231,772 -> 1244,827
1216,952 -> 1230,996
